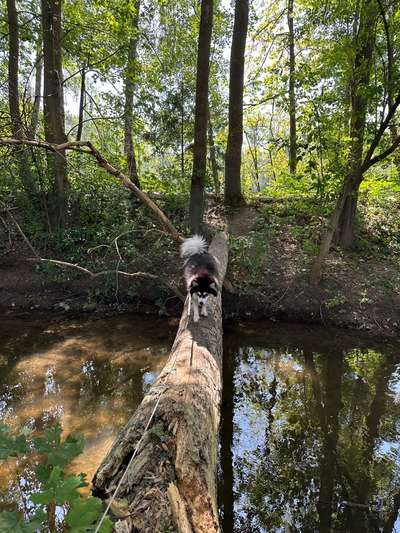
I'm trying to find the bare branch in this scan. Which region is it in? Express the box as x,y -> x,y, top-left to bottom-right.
28,257 -> 158,280
0,137 -> 182,241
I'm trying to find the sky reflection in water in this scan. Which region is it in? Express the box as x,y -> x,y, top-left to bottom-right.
0,317 -> 399,532
220,324 -> 400,533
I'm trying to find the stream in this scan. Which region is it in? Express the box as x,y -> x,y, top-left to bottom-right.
0,316 -> 399,531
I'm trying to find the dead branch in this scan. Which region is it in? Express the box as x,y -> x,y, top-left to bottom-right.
0,137 -> 182,242
27,257 -> 158,280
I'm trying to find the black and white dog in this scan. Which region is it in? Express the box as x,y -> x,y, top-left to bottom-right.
181,235 -> 219,322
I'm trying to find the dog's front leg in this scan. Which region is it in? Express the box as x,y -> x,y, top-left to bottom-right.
192,293 -> 200,322
201,301 -> 208,317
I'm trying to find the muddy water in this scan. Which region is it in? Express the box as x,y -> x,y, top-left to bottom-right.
0,315 -> 173,508
220,323 -> 400,532
0,317 -> 399,532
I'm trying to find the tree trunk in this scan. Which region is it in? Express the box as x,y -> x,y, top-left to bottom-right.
334,0 -> 378,248
7,0 -> 35,197
92,232 -> 228,533
189,0 -> 213,233
29,38 -> 42,138
41,0 -> 68,230
181,81 -> 185,180
287,0 -> 297,175
224,0 -> 248,207
208,118 -> 220,196
310,0 -> 378,283
76,67 -> 86,141
124,0 -> 141,189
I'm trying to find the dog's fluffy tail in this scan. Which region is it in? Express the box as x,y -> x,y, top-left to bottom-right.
180,234 -> 208,258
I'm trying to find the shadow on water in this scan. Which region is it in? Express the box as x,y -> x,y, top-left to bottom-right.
219,322 -> 400,533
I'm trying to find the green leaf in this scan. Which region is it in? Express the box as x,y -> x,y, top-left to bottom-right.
0,425 -> 28,460
33,424 -> 85,468
0,509 -> 46,533
66,497 -> 113,533
31,466 -> 87,505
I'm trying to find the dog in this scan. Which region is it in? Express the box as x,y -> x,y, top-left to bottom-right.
180,235 -> 219,323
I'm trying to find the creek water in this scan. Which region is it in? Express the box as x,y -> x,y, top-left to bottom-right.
0,316 -> 399,532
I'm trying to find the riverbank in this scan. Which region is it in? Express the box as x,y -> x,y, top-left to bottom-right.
1,202 -> 399,337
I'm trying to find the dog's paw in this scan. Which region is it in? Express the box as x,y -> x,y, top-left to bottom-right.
193,314 -> 199,323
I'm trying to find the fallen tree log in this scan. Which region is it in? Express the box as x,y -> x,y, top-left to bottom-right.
92,232 -> 228,533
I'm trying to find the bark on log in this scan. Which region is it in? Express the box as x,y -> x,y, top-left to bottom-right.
92,232 -> 228,533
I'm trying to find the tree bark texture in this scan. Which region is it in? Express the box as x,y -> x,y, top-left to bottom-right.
41,0 -> 68,229
123,0 -> 141,189
92,232 -> 228,533
7,0 -> 35,197
287,0 -> 297,175
224,0 -> 249,207
189,0 -> 213,233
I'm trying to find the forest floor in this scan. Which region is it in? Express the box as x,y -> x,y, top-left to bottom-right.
1,197 -> 399,338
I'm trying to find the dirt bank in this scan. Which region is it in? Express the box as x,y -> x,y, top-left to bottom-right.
1,237 -> 399,338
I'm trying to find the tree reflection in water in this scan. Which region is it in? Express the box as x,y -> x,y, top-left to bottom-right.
220,324 -> 400,533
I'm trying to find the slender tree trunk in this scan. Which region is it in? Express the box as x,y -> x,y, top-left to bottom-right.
93,233 -> 228,533
76,67 -> 86,141
124,0 -> 141,189
181,81 -> 185,179
29,38 -> 42,138
310,0 -> 378,283
189,0 -> 214,233
208,118 -> 220,196
378,0 -> 400,177
245,129 -> 261,191
287,0 -> 297,175
224,0 -> 248,207
7,0 -> 35,197
41,0 -> 68,230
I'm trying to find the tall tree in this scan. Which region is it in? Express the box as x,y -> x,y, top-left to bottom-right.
310,0 -> 380,283
189,0 -> 214,233
29,38 -> 42,139
75,67 -> 86,142
334,0 -> 378,248
208,116 -> 220,196
224,0 -> 249,207
124,0 -> 141,189
7,0 -> 35,197
287,0 -> 297,175
41,0 -> 68,230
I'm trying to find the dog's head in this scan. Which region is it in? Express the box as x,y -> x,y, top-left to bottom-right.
190,278 -> 218,306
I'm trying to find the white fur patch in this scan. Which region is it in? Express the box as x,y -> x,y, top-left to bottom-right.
180,235 -> 208,258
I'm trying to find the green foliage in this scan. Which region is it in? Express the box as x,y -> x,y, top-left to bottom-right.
0,424 -> 113,533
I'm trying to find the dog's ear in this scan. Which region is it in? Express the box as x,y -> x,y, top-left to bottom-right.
190,280 -> 199,295
208,282 -> 218,297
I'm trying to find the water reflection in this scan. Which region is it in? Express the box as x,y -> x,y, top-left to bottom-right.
0,315 -> 172,509
1,316 -> 399,531
220,324 -> 400,533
